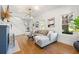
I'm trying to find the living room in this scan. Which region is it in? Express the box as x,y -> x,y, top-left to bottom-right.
0,5 -> 79,54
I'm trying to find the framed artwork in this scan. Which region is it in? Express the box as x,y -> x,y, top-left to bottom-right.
48,17 -> 55,31
48,17 -> 55,27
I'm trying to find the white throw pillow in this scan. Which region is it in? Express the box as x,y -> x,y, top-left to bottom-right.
47,31 -> 53,40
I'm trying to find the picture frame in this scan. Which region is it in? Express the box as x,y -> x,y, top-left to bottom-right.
48,17 -> 55,27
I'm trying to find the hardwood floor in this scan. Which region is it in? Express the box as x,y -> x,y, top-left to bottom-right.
15,35 -> 79,54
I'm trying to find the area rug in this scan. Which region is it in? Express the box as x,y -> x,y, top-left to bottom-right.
7,40 -> 20,54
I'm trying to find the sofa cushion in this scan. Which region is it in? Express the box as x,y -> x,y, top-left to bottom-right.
34,35 -> 49,43
37,30 -> 48,35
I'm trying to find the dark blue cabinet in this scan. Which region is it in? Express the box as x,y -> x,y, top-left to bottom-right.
0,25 -> 9,54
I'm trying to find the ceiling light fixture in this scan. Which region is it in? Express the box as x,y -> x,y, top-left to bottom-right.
34,6 -> 39,10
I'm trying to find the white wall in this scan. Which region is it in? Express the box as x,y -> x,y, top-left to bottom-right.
38,6 -> 72,34
10,17 -> 26,35
37,6 -> 79,46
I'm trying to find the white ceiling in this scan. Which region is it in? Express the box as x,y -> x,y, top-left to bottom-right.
9,5 -> 79,18
10,5 -> 64,17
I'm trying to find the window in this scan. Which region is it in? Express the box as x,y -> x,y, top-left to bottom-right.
62,12 -> 73,34
40,19 -> 46,30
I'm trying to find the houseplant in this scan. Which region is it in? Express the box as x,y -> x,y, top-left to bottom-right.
73,16 -> 79,51
74,16 -> 79,32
